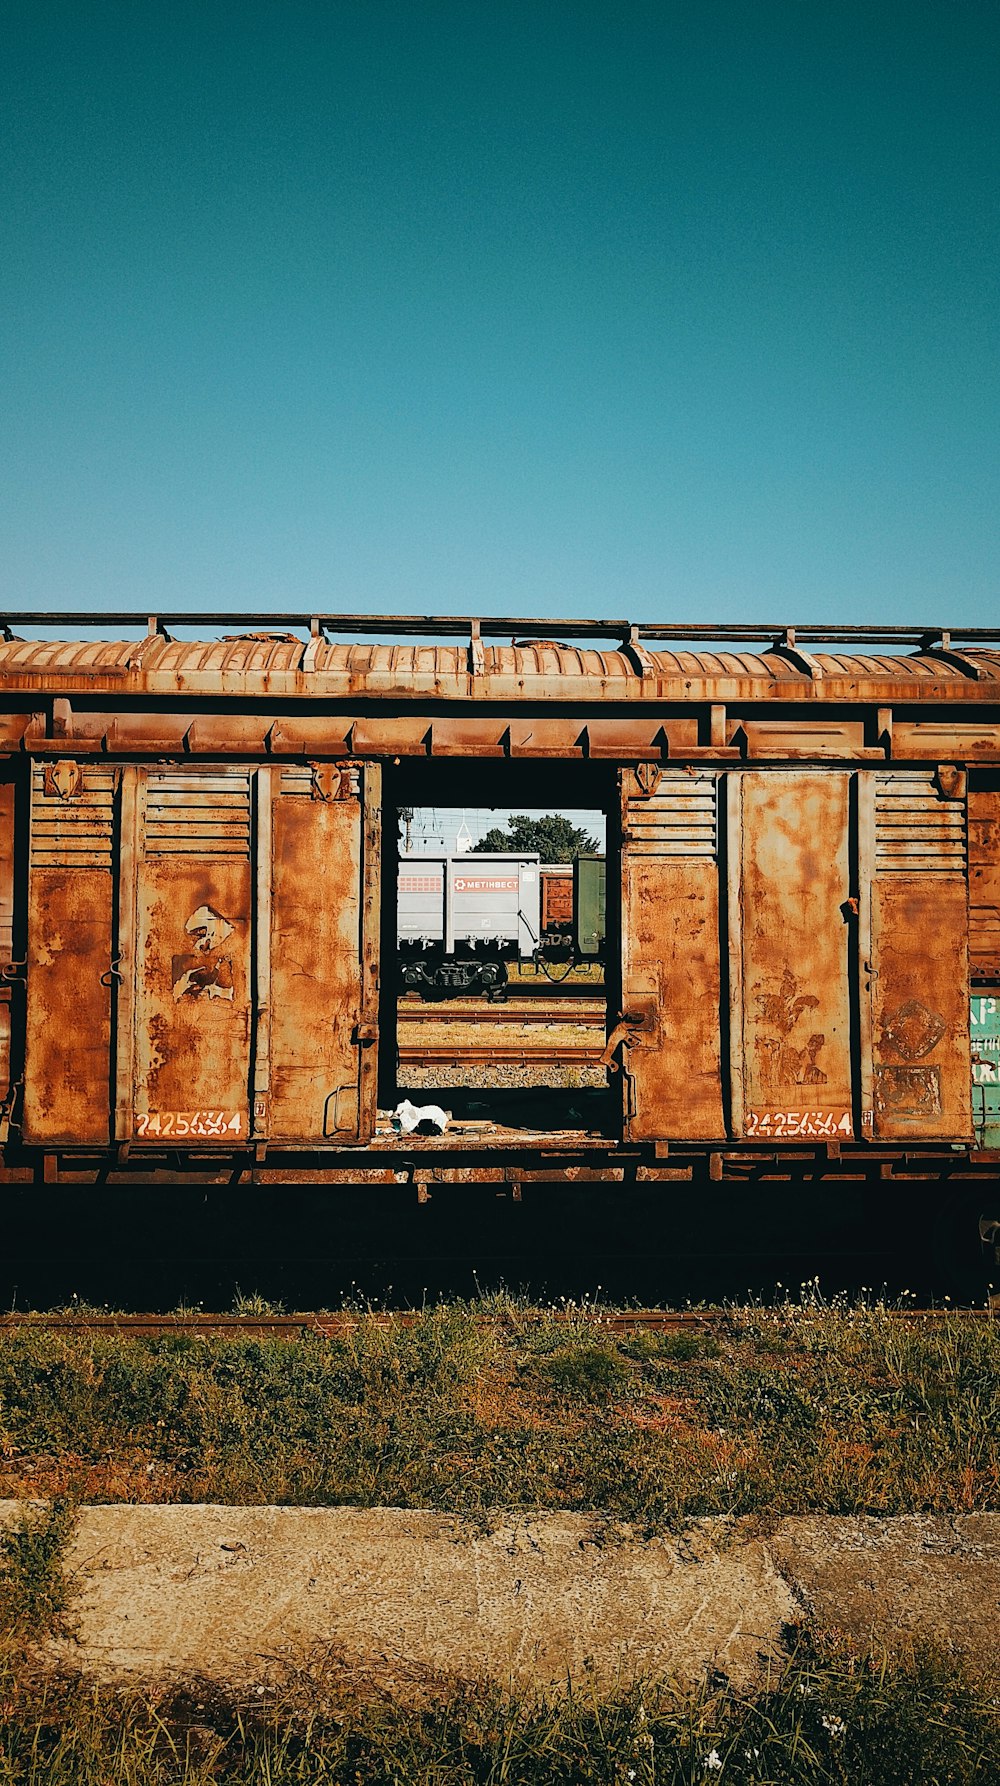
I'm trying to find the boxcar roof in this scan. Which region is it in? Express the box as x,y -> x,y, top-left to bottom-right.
0,632 -> 999,702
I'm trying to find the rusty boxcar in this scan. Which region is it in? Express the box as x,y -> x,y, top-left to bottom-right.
0,612 -> 997,1193
539,864 -> 574,938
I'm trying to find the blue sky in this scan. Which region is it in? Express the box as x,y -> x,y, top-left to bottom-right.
3,2 -> 997,626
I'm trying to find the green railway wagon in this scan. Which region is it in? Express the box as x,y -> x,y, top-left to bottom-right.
574,854 -> 606,960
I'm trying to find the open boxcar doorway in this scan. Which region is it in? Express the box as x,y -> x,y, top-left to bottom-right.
380,761 -> 618,1144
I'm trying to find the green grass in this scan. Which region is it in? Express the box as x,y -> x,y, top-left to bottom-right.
0,1501 -> 76,1641
0,1631 -> 995,1783
0,1298 -> 997,1520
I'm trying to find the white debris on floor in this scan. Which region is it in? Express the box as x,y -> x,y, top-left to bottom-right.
392,1100 -> 451,1135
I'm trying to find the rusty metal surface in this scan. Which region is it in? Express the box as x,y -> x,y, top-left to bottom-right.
23,864 -> 113,1142
0,773 -> 15,1136
0,613 -> 995,1177
1,628 -> 1000,710
0,1135 -> 996,1183
11,709 -> 1000,766
126,768 -> 254,1144
865,771 -> 972,1141
268,763 -> 381,1144
970,784 -> 1000,980
540,865 -> 574,929
22,764 -> 114,1145
619,767 -> 725,1141
731,772 -> 854,1142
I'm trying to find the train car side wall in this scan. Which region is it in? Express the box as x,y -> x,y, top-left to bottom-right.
0,750 -> 992,1159
20,760 -> 381,1150
616,765 -> 973,1145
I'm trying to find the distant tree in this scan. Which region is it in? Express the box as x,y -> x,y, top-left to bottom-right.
472,813 -> 599,862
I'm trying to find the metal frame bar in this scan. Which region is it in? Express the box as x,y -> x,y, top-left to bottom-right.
1,611 -> 1000,648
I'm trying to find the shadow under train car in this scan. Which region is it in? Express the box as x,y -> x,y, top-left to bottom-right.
0,1179 -> 994,1311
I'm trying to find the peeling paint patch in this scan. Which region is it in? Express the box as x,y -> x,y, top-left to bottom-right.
172,906 -> 236,1003
874,1064 -> 942,1117
881,1000 -> 947,1061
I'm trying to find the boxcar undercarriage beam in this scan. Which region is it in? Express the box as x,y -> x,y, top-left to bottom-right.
0,1143 -> 996,1187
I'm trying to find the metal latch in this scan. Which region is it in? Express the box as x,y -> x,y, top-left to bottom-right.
598,1011 -> 650,1072
352,1022 -> 378,1046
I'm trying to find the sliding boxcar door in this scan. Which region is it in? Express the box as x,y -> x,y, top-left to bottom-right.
863,769 -> 972,1140
0,772 -> 16,1140
23,761 -> 116,1144
728,771 -> 854,1142
618,767 -> 724,1140
120,766 -> 254,1145
969,781 -> 1000,982
265,762 -> 380,1144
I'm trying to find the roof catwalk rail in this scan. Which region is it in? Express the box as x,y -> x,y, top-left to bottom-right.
2,611 -> 1000,649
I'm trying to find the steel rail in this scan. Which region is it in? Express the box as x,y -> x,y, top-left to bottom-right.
398,1006 -> 606,1028
0,1308 -> 992,1339
401,982 -> 604,1003
398,1039 -> 605,1066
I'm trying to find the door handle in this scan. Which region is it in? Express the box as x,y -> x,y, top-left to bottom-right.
100,956 -> 124,987
598,1012 -> 649,1071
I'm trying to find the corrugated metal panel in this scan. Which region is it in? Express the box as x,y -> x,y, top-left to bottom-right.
154,639 -> 306,674
0,640 -> 133,674
491,645 -> 633,681
865,769 -> 972,1141
279,765 -> 314,795
142,768 -> 252,858
875,654 -> 933,678
623,770 -> 717,857
24,762 -> 115,1144
29,764 -> 116,869
651,650 -> 778,678
875,771 -> 966,874
619,767 -> 724,1141
0,637 -> 999,690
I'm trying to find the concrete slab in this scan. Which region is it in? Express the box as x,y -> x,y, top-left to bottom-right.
3,1503 -> 995,1693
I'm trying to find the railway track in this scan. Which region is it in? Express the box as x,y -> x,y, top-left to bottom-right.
398,1005 -> 606,1028
397,1039 -> 605,1065
401,980 -> 604,1004
0,1307 -> 992,1339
